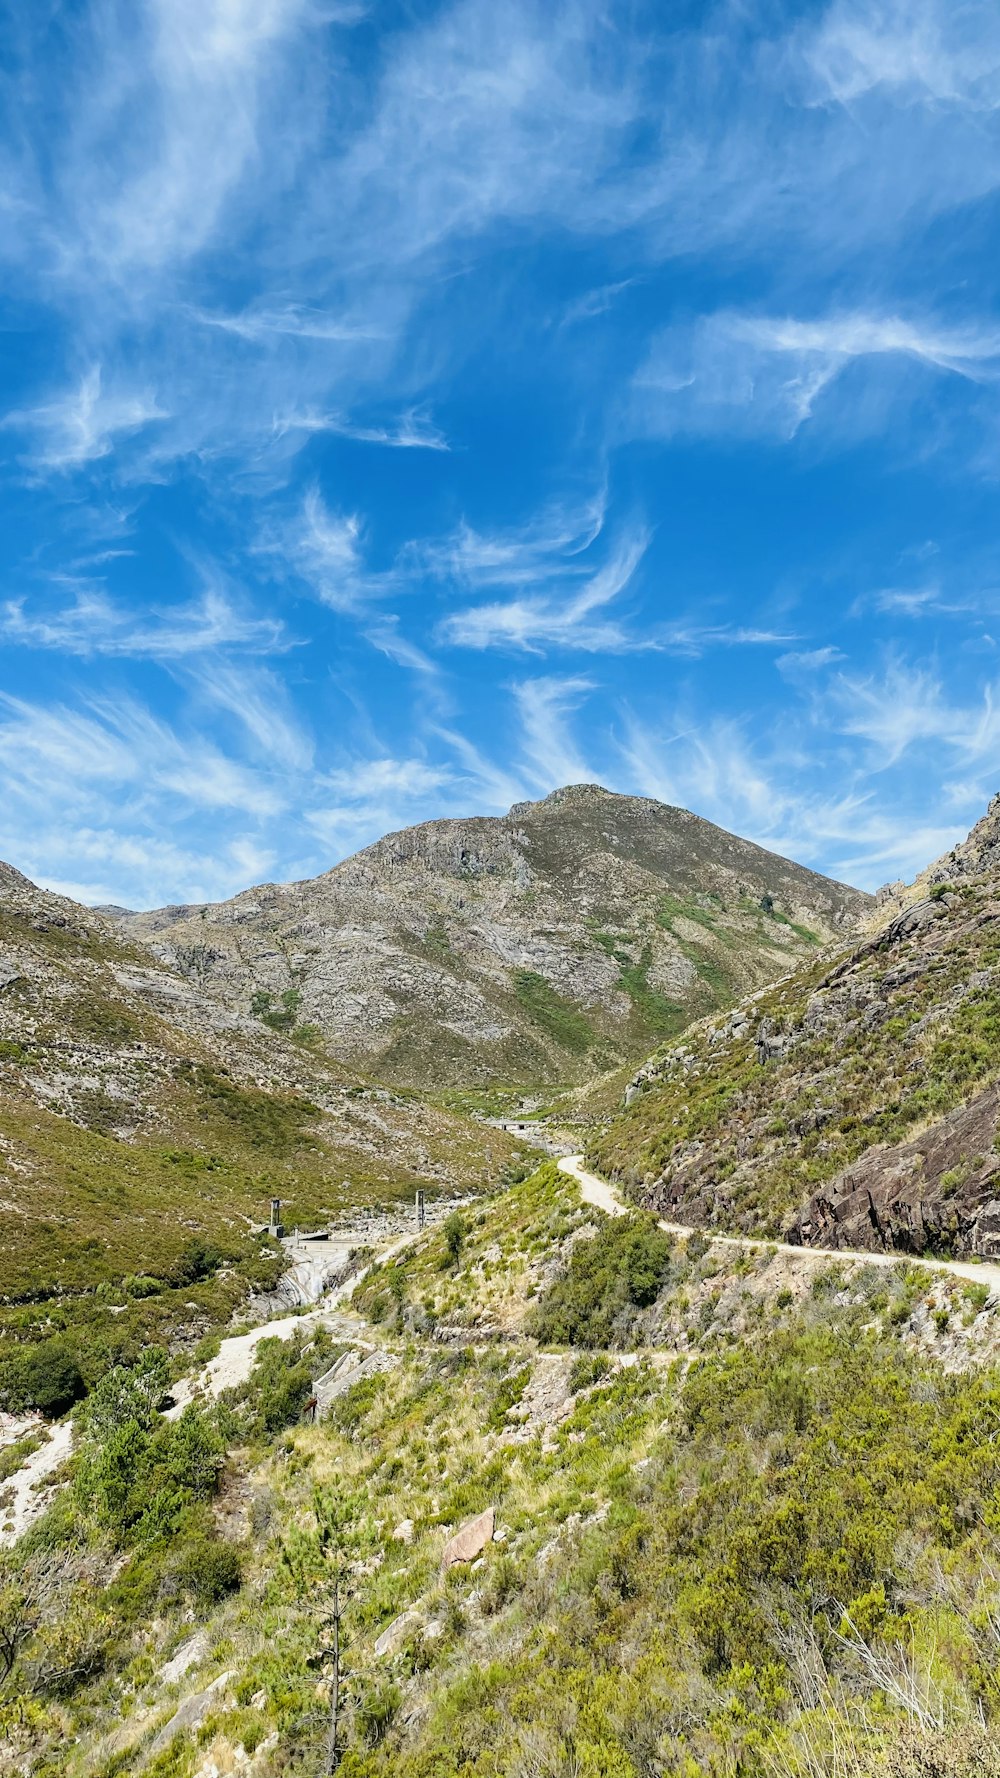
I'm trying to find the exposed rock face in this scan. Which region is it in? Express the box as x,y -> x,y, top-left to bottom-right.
114,785 -> 869,1087
374,1609 -> 420,1659
789,1084 -> 1000,1256
441,1506 -> 495,1569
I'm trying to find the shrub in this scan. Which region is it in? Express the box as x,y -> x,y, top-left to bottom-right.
529,1214 -> 672,1348
15,1339 -> 86,1417
442,1212 -> 467,1268
175,1534 -> 242,1607
568,1353 -> 613,1393
217,1334 -> 315,1441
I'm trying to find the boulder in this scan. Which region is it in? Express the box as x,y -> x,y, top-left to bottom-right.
150,1670 -> 232,1754
160,1629 -> 209,1685
441,1507 -> 495,1570
374,1608 -> 420,1659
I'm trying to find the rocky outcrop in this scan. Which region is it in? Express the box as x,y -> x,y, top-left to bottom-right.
788,1084 -> 1000,1255
590,794 -> 1000,1261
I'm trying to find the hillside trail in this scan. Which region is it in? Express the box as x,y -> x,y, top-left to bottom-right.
558,1155 -> 1000,1294
0,1227 -> 419,1550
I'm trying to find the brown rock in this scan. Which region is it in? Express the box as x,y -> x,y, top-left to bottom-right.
441,1507 -> 495,1570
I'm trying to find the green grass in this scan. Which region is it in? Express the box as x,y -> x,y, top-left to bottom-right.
512,970 -> 595,1055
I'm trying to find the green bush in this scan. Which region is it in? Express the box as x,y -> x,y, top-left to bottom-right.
12,1338 -> 86,1416
357,1677 -> 402,1746
441,1212 -> 467,1268
529,1214 -> 673,1347
174,1533 -> 242,1607
217,1333 -> 316,1441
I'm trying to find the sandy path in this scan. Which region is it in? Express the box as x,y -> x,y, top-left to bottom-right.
166,1228 -> 415,1415
558,1155 -> 1000,1294
0,1421 -> 73,1548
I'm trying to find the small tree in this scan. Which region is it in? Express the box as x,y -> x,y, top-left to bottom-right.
442,1211 -> 466,1268
281,1488 -> 351,1772
17,1339 -> 86,1417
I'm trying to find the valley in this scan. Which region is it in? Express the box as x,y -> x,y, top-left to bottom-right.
3,789 -> 1000,1778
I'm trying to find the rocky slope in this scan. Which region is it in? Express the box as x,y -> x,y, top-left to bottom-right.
587,793 -> 1000,1258
113,784 -> 870,1087
0,861 -> 528,1385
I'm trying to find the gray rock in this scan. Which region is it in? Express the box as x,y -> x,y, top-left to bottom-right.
160,1630 -> 209,1685
150,1670 -> 232,1753
374,1609 -> 420,1659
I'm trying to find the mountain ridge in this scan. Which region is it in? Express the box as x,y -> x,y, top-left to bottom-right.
107,783 -> 871,1087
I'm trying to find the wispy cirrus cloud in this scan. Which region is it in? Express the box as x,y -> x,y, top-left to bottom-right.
0,575 -> 286,659
438,522 -> 651,654
186,662 -> 314,772
635,311 -> 1000,442
192,304 -> 384,345
0,692 -> 285,818
829,660 -> 1000,765
274,488 -> 392,614
805,0 -> 1000,107
273,406 -> 450,451
5,366 -> 167,469
512,674 -> 597,789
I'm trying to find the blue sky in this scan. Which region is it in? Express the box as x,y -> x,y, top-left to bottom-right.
1,0 -> 999,907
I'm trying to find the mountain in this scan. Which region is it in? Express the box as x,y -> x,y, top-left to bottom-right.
6,814 -> 1000,1778
114,784 -> 871,1088
0,860 -> 528,1393
588,792 -> 1000,1257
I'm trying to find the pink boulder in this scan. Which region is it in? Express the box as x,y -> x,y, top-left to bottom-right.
441,1507 -> 495,1570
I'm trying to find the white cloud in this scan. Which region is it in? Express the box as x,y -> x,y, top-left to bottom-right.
365,620 -> 439,676
22,827 -> 278,910
0,693 -> 283,819
273,406 -> 450,450
323,758 -> 453,799
281,489 -> 376,613
635,310 -> 1000,442
777,646 -> 846,677
0,575 -> 286,658
434,726 -> 527,811
192,303 -> 384,344
5,366 -> 166,469
830,661 -> 1000,764
806,0 -> 1000,108
61,0 -> 331,281
187,663 -> 314,771
512,675 -> 597,790
439,524 -> 651,654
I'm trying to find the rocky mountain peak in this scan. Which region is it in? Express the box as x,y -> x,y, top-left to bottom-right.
509,783 -> 621,817
109,789 -> 870,1088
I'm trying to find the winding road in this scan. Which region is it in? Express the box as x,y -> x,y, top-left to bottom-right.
558,1154 -> 1000,1294
7,1158 -> 1000,1551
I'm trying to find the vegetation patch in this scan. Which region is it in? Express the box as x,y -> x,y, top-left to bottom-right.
530,1211 -> 673,1347
512,970 -> 595,1055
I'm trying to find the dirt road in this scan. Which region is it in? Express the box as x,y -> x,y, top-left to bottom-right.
558,1154 -> 1000,1294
